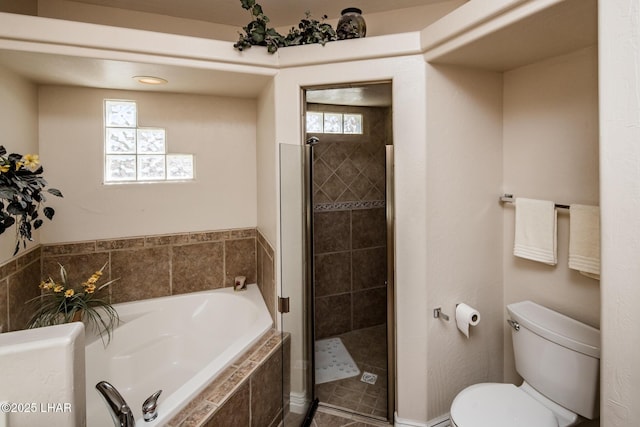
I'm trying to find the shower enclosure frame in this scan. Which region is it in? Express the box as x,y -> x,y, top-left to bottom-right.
301,81 -> 396,423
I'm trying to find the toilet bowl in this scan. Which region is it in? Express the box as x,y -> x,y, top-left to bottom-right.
450,382 -> 580,427
450,301 -> 600,427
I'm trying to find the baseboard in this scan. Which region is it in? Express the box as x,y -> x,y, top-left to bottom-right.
394,412 -> 451,427
289,391 -> 309,414
394,412 -> 428,427
428,413 -> 451,427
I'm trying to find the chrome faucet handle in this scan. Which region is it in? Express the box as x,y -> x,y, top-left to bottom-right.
142,390 -> 162,422
95,381 -> 136,427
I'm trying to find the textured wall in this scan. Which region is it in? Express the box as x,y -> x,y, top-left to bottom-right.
38,86 -> 257,243
502,46 -> 600,384
425,64 -> 504,417
599,1 -> 640,425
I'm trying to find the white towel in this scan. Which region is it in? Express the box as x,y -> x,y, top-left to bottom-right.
569,204 -> 600,280
514,198 -> 557,265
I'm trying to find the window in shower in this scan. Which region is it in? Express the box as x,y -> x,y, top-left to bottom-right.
305,111 -> 363,134
104,99 -> 194,183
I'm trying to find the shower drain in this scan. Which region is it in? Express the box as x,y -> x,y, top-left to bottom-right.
360,371 -> 378,385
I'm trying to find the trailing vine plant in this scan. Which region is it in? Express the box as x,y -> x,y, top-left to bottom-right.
234,0 -> 337,54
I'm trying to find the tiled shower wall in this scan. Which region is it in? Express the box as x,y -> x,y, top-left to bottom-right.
0,227 -> 276,333
310,104 -> 390,339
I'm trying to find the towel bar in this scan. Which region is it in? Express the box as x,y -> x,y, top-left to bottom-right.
500,194 -> 570,210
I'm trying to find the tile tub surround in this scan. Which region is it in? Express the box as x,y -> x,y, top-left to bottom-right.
167,329 -> 291,427
0,247 -> 42,332
0,227 -> 278,333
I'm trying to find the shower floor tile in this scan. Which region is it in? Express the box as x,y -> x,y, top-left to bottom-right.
315,324 -> 388,420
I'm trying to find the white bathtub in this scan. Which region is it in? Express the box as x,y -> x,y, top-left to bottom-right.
85,284 -> 273,427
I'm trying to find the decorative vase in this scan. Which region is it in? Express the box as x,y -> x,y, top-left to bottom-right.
337,8 -> 366,40
71,310 -> 83,322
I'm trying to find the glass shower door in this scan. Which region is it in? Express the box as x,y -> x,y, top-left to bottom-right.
279,143 -> 314,426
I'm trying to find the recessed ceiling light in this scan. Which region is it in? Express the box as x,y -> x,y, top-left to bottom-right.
133,76 -> 168,85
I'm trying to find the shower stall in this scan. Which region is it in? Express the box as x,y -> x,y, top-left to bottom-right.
281,82 -> 395,425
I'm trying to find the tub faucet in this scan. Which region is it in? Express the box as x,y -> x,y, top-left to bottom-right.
142,390 -> 162,421
95,381 -> 136,427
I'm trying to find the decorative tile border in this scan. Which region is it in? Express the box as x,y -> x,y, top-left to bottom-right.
314,200 -> 386,212
167,329 -> 289,427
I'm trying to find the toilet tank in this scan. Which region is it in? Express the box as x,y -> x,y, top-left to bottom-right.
507,301 -> 600,420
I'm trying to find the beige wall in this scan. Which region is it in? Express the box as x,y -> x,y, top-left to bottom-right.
599,1 -> 640,425
0,66 -> 39,263
502,46 -> 600,383
425,64 -> 504,417
37,0 -> 240,41
35,0 -> 465,41
38,86 -> 257,243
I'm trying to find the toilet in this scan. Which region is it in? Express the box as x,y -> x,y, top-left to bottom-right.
450,300 -> 600,427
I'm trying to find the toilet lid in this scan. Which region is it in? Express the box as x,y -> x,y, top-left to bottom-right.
450,383 -> 558,427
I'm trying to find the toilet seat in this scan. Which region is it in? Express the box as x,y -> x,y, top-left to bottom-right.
450,383 -> 558,427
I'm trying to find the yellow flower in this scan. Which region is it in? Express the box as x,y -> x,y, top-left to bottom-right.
87,276 -> 98,285
14,161 -> 23,171
21,154 -> 40,171
85,284 -> 96,294
0,164 -> 9,173
64,289 -> 74,298
39,279 -> 54,290
53,285 -> 64,293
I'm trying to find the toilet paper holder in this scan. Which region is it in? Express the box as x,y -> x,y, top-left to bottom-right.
433,307 -> 450,321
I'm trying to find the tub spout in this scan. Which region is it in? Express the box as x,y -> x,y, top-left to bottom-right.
95,381 -> 136,427
142,390 -> 162,422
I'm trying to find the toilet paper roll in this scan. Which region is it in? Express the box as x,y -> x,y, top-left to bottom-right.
456,303 -> 481,338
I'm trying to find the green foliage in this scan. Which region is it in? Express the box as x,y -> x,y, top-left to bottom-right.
234,1 -> 337,53
0,146 -> 63,255
26,263 -> 119,345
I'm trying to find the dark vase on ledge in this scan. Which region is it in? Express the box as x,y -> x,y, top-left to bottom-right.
337,7 -> 366,40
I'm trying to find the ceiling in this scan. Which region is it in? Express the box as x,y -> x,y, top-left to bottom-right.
65,0 -> 449,27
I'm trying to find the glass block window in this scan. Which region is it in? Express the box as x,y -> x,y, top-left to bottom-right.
104,100 -> 194,183
305,112 -> 362,135
306,112 -> 324,133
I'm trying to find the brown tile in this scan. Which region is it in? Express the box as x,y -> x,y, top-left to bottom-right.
351,208 -> 386,249
15,247 -> 41,269
224,238 -> 256,287
172,242 -> 224,294
0,260 -> 16,282
189,230 -> 230,243
8,261 -> 41,331
42,241 -> 96,256
352,248 -> 386,290
352,287 -> 386,330
260,247 -> 276,322
315,293 -> 351,339
314,210 -> 351,254
0,279 -> 7,333
314,158 -> 333,186
250,345 -> 283,427
207,369 -> 253,406
96,237 -> 145,251
230,228 -> 256,239
145,233 -> 189,246
314,252 -> 351,297
179,401 -> 217,427
110,247 -> 170,303
321,174 -> 348,201
203,381 -> 250,427
257,231 -> 274,259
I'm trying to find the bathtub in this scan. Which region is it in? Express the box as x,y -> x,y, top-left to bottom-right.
85,284 -> 273,427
